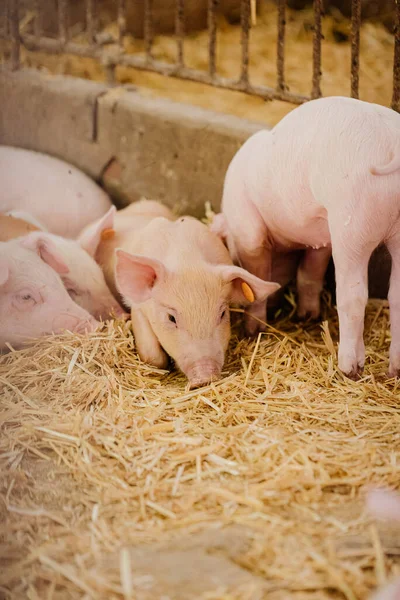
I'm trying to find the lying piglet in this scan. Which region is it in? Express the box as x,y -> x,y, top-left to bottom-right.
367,489 -> 400,599
0,235 -> 98,350
0,213 -> 125,321
0,146 -> 112,238
212,96 -> 400,379
78,200 -> 279,387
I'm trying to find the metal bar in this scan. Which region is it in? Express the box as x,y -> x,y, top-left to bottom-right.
392,0 -> 400,111
86,0 -> 97,45
117,0 -> 126,49
175,0 -> 185,68
22,33 -> 310,104
311,0 -> 322,99
58,0 -> 68,45
240,0 -> 250,84
144,0 -> 153,60
208,0 -> 218,79
350,0 -> 361,98
276,0 -> 286,92
34,0 -> 42,37
8,0 -> 20,70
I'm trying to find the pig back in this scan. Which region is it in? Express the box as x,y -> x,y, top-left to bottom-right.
0,214 -> 40,242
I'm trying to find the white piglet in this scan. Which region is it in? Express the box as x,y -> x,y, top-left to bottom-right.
212,96 -> 400,379
0,146 -> 112,238
0,235 -> 99,350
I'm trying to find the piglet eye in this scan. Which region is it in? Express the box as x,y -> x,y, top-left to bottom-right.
220,310 -> 226,321
67,288 -> 78,298
168,314 -> 176,324
22,294 -> 33,301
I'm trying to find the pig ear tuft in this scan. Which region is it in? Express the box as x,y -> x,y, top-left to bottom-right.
78,205 -> 116,257
0,258 -> 9,287
115,249 -> 166,305
21,233 -> 70,275
219,265 -> 280,305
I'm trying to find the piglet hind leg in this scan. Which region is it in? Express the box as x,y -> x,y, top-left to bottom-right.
130,308 -> 169,370
387,235 -> 400,378
330,225 -> 375,379
297,247 -> 332,320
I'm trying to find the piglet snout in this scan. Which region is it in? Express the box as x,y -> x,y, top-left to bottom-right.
187,359 -> 221,389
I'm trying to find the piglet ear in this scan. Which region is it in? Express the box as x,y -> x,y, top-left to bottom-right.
0,258 -> 9,287
20,233 -> 69,275
218,265 -> 280,305
78,205 -> 116,257
209,213 -> 228,243
115,249 -> 166,305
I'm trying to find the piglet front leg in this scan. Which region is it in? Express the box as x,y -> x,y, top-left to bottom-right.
131,308 -> 169,370
387,236 -> 400,377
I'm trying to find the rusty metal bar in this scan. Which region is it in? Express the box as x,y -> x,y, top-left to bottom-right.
311,0 -> 322,99
117,0 -> 126,48
58,0 -> 68,45
350,0 -> 361,98
240,0 -> 250,84
175,0 -> 185,68
144,0 -> 153,60
8,0 -> 20,70
208,0 -> 218,79
21,33 -> 310,104
86,0 -> 97,45
276,0 -> 286,92
34,0 -> 42,37
392,0 -> 400,111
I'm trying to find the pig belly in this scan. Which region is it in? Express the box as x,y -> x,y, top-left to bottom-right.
0,146 -> 111,238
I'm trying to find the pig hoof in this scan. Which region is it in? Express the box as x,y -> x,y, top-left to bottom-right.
296,307 -> 321,321
342,366 -> 363,381
387,367 -> 400,379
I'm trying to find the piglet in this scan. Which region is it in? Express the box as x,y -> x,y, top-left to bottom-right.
0,234 -> 99,350
367,489 -> 400,600
78,200 -> 279,387
0,213 -> 125,321
212,96 -> 400,379
0,146 -> 112,238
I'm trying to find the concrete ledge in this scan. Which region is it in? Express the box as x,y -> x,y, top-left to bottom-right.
0,68 -> 390,298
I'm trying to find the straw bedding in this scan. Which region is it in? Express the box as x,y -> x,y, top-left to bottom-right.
1,0 -> 395,125
1,292 -> 399,599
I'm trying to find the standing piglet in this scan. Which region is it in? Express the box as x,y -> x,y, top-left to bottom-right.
212,96 -> 400,379
0,146 -> 112,238
78,200 -> 279,387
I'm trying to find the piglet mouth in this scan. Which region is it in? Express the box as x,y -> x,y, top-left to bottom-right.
186,359 -> 222,389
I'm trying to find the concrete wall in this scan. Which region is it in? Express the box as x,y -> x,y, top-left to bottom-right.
0,68 -> 390,298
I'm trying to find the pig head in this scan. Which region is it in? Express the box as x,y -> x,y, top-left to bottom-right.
0,234 -> 99,350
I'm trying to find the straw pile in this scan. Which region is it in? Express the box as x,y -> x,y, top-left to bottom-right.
1,0 -> 395,125
1,292 -> 400,599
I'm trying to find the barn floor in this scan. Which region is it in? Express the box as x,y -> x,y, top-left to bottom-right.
1,295 -> 399,599
0,0 -> 395,126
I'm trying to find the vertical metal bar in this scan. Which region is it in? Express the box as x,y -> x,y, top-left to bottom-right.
58,0 -> 68,45
175,0 -> 185,68
86,0 -> 97,45
8,0 -> 20,70
144,0 -> 153,60
276,0 -> 286,92
208,0 -> 218,79
350,0 -> 361,98
392,0 -> 400,111
34,0 -> 42,37
240,0 -> 250,85
117,0 -> 126,48
311,0 -> 322,99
